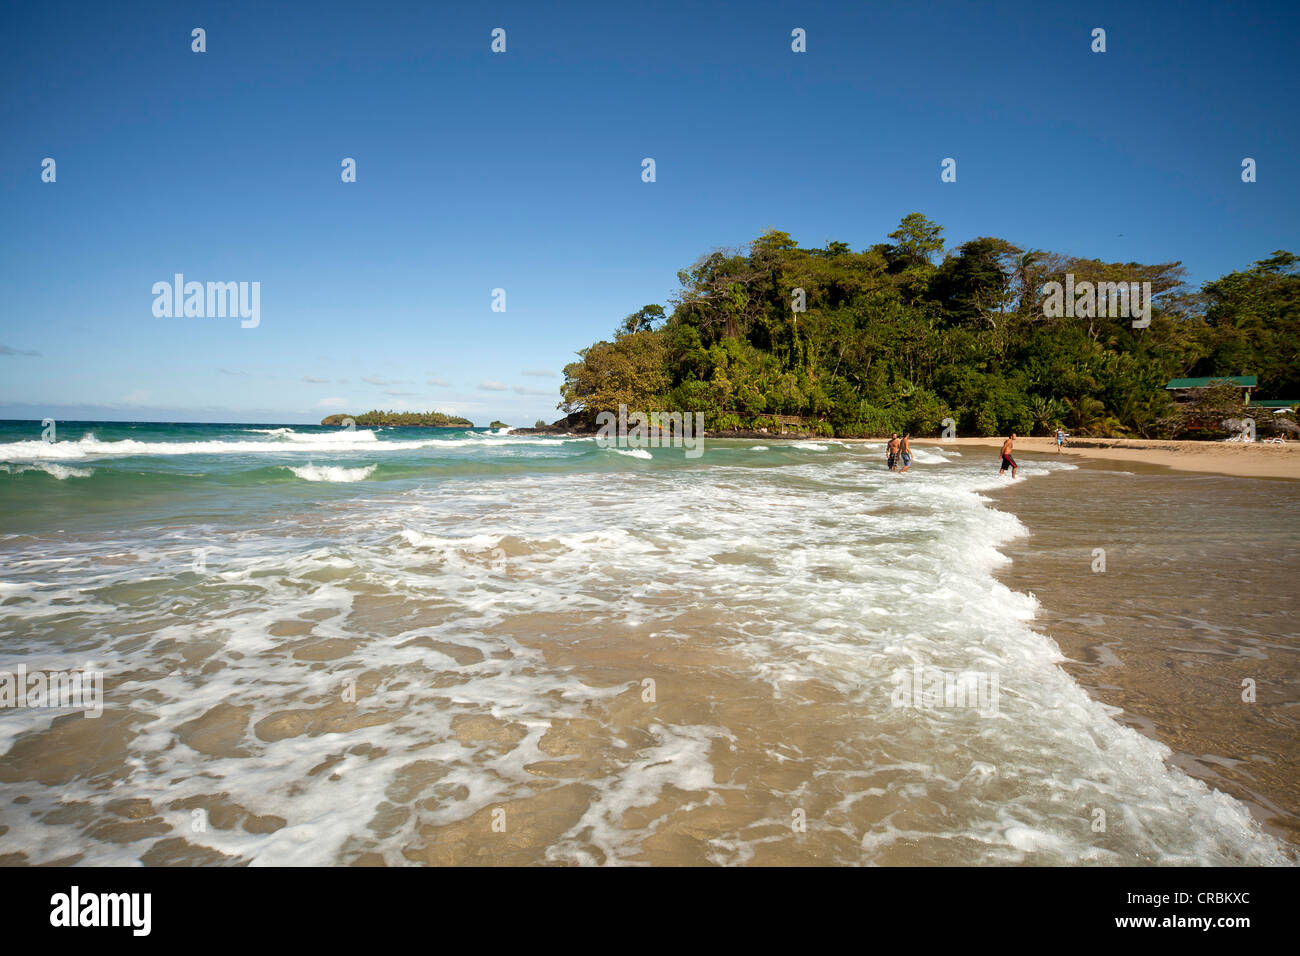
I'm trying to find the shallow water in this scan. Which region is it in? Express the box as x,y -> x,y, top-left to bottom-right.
991,459 -> 1300,846
0,422 -> 1292,865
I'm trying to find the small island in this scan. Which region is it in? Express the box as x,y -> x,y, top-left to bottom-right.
321,410 -> 474,427
489,420 -> 508,429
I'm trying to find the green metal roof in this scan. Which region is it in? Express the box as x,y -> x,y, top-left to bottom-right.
1249,399 -> 1298,407
1165,376 -> 1257,389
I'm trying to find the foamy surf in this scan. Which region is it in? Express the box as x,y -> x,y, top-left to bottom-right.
1,462 -> 94,479
606,448 -> 653,459
0,433 -> 577,461
284,464 -> 377,482
0,435 -> 1288,866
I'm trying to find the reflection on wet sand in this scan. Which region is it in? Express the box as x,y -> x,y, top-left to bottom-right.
992,457 -> 1300,846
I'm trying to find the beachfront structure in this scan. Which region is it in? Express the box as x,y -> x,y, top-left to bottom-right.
1164,375 -> 1256,403
1248,398 -> 1299,410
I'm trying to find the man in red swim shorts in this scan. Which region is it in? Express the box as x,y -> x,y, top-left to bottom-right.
999,433 -> 1018,478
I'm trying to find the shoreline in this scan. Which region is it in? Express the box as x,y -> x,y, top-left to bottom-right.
2,428 -> 1294,863
987,454 -> 1300,850
517,428 -> 1300,480
914,436 -> 1300,481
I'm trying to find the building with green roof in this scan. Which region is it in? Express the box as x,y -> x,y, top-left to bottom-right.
1165,376 -> 1257,389
1165,376 -> 1256,404
1164,376 -> 1298,411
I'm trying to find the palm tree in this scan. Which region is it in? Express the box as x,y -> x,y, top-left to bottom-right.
1029,395 -> 1066,433
1014,250 -> 1045,313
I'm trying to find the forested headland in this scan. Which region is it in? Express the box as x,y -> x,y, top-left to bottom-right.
557,215 -> 1298,438
321,410 -> 474,427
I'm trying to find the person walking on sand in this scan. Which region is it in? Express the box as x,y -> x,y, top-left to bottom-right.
1055,428 -> 1067,452
999,433 -> 1018,479
887,433 -> 900,471
899,433 -> 913,473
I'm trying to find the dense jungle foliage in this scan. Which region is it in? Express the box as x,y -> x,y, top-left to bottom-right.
559,215 -> 1298,438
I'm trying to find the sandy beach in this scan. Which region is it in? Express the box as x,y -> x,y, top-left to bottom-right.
5,428 -> 1293,865
913,436 -> 1300,481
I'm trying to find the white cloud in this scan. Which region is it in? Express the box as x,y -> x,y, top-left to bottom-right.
316,396 -> 349,409
362,375 -> 411,387
521,369 -> 556,377
512,385 -> 553,396
302,375 -> 330,384
478,380 -> 508,391
426,378 -> 449,387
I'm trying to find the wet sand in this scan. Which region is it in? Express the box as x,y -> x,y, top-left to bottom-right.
988,454 -> 1300,846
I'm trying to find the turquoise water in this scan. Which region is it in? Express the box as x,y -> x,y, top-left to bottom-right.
0,420 -> 621,534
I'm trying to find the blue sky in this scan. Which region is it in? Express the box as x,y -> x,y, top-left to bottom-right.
1,0 -> 1296,424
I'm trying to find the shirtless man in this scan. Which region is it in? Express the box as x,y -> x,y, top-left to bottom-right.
999,433 -> 1018,479
899,433 -> 912,472
886,433 -> 900,471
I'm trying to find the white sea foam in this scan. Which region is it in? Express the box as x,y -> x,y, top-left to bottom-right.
284,464 -> 377,482
1,462 -> 94,480
0,446 -> 1286,867
283,429 -> 378,444
0,433 -> 576,461
908,446 -> 957,464
607,448 -> 653,459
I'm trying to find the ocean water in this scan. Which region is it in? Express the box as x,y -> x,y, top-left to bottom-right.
0,420 -> 1291,865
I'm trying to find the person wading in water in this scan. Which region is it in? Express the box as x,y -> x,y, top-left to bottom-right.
999,433 -> 1018,479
